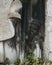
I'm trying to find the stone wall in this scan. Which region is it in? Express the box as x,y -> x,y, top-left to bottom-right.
0,0 -> 52,64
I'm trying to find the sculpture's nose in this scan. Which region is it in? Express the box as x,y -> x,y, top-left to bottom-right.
8,0 -> 22,19
8,12 -> 21,19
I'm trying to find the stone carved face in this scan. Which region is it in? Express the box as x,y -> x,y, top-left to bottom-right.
0,0 -> 21,41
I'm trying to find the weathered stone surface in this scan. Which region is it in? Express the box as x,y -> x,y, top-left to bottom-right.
33,43 -> 41,58
47,18 -> 52,32
47,0 -> 52,17
0,0 -> 15,41
4,42 -> 17,63
0,19 -> 15,41
49,53 -> 52,60
0,42 -> 4,62
45,0 -> 52,60
49,32 -> 52,51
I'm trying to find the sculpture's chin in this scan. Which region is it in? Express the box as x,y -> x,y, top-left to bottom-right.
0,19 -> 15,41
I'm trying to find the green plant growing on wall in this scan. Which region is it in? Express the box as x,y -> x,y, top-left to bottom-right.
27,52 -> 35,65
34,58 -> 43,65
4,58 -> 10,65
21,59 -> 29,65
21,52 -> 44,65
4,53 -> 52,65
44,61 -> 52,65
14,58 -> 20,65
21,52 -> 35,65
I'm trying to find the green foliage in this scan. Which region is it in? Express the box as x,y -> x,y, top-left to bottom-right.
44,61 -> 52,65
27,52 -> 35,63
21,59 -> 29,65
22,52 -> 35,65
4,53 -> 52,65
4,58 -> 10,65
21,52 -> 52,65
14,58 -> 20,65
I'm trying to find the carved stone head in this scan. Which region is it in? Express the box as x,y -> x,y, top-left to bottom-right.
0,0 -> 22,41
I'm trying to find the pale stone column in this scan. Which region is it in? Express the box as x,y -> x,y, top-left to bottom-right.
44,0 -> 52,60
